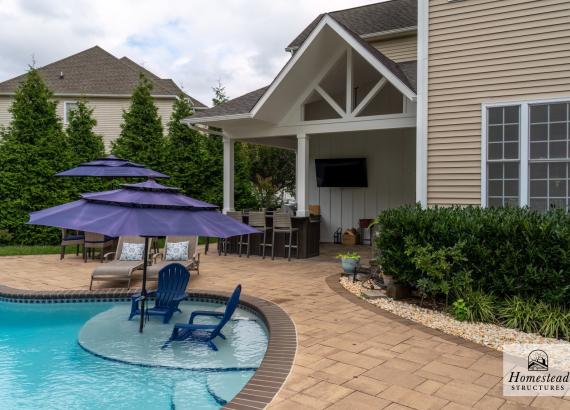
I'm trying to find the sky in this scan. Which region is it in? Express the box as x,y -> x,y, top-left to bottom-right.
0,0 -> 382,106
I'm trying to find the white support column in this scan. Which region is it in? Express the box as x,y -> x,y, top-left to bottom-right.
296,132 -> 310,217
223,136 -> 235,213
416,0 -> 429,207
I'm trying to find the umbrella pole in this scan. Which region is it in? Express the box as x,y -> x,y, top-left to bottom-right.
139,236 -> 150,333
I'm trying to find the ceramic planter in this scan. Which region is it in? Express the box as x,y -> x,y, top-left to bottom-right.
341,257 -> 360,274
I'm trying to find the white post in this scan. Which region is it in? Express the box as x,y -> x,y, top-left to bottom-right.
223,136 -> 235,213
416,0 -> 429,207
296,132 -> 310,217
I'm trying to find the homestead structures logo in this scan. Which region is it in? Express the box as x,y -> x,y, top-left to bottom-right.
528,350 -> 548,371
504,344 -> 570,396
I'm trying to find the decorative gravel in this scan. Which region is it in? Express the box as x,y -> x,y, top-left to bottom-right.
340,277 -> 569,352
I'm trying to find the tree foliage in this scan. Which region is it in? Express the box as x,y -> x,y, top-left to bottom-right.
0,68 -> 73,244
111,74 -> 165,170
66,100 -> 105,164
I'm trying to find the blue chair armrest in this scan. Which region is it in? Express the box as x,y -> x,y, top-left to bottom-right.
189,310 -> 224,324
174,322 -> 217,331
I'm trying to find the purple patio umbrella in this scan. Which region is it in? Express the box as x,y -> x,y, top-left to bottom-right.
28,180 -> 258,332
55,155 -> 169,178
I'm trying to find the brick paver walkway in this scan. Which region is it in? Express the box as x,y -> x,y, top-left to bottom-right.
0,245 -> 567,409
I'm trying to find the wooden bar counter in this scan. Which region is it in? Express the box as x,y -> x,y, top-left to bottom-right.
223,214 -> 320,259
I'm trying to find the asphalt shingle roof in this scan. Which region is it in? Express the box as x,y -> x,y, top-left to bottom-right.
0,46 -> 207,108
192,86 -> 269,119
287,0 -> 417,50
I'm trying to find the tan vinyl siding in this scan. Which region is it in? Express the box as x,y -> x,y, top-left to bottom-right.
427,0 -> 570,205
370,35 -> 417,62
0,97 -> 12,130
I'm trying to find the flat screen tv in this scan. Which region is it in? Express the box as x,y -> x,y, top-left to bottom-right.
315,158 -> 368,188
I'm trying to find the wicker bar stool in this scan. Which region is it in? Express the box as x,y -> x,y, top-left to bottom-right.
218,211 -> 244,256
271,213 -> 299,261
83,232 -> 115,262
246,211 -> 272,258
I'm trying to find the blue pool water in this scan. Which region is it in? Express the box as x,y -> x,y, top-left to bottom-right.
0,300 -> 267,410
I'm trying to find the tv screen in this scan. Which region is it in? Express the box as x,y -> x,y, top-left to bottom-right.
315,158 -> 368,188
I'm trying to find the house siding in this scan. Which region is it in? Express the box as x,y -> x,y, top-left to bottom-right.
427,0 -> 570,205
0,96 -> 176,149
370,35 -> 417,62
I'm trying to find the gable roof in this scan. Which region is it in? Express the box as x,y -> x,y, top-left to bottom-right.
0,46 -> 207,108
190,14 -> 417,122
287,0 -> 417,51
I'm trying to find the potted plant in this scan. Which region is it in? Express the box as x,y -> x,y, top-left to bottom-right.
336,251 -> 361,274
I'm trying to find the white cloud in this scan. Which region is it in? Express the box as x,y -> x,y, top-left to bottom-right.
0,0 -> 382,106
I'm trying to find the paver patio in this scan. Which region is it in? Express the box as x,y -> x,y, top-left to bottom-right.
0,244 -> 566,409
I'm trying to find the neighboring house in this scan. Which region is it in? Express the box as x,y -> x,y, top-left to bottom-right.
187,0 -> 570,242
0,46 -> 206,148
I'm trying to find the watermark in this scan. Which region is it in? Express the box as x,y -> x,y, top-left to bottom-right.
503,344 -> 570,397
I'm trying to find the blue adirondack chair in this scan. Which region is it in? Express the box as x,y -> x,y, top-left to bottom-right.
128,263 -> 190,324
162,284 -> 242,351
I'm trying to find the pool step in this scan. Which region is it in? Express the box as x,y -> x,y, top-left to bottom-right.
206,371 -> 255,405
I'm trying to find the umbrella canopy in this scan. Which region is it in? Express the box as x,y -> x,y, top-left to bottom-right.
28,180 -> 256,239
55,155 -> 169,178
28,180 -> 258,332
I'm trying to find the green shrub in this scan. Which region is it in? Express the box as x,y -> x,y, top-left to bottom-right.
464,291 -> 496,323
0,229 -> 13,245
452,299 -> 469,321
499,296 -> 539,333
375,205 -> 570,306
537,304 -> 570,340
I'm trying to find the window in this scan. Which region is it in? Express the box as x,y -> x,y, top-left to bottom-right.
63,101 -> 79,124
483,99 -> 570,211
486,105 -> 520,207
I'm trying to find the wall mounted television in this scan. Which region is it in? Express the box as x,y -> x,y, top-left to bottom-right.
315,158 -> 368,188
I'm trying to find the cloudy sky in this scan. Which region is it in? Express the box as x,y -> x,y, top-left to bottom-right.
0,0 -> 382,106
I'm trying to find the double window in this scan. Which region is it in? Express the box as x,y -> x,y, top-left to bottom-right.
484,99 -> 570,211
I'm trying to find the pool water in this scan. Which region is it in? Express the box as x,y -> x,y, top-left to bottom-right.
0,300 -> 267,410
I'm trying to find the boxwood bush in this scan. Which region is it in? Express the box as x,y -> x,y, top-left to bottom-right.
375,205 -> 570,306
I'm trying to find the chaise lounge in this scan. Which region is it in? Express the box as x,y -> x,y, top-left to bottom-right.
148,236 -> 200,279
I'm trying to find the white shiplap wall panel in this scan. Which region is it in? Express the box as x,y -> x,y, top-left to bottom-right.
309,129 -> 415,242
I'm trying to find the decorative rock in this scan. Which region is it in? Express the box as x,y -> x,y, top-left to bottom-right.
361,288 -> 386,300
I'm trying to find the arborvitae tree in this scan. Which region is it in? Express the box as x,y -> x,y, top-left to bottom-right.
0,68 -> 73,244
111,74 -> 165,170
250,145 -> 296,196
66,100 -> 105,163
165,94 -> 210,198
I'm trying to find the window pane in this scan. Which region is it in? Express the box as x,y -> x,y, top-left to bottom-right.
488,107 -> 503,124
530,163 -> 547,179
504,106 -> 519,123
488,180 -> 502,196
530,105 -> 548,123
530,124 -> 548,141
530,180 -> 547,197
488,197 -> 503,208
549,180 -> 566,197
504,162 -> 519,179
549,122 -> 567,141
504,142 -> 519,159
504,197 -> 519,207
549,141 -> 566,159
549,162 -> 566,179
504,180 -> 518,197
488,143 -> 503,160
504,124 -> 519,141
530,198 -> 547,212
488,162 -> 503,179
488,125 -> 503,142
549,198 -> 566,210
550,103 -> 567,122
530,142 -> 547,159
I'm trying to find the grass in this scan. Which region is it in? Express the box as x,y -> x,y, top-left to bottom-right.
0,245 -> 61,256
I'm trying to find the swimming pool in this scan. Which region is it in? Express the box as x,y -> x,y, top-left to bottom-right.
0,299 -> 268,409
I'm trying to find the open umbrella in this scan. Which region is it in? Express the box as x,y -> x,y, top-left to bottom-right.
55,155 -> 169,178
28,180 -> 258,333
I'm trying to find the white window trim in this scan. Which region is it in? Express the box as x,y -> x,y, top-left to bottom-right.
63,101 -> 78,125
481,96 -> 570,208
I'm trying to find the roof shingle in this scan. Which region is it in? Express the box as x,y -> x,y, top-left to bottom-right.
287,0 -> 417,50
0,46 -> 206,107
191,86 -> 268,119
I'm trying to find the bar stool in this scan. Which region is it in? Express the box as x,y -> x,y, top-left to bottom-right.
218,211 -> 244,256
246,211 -> 272,258
271,213 -> 299,261
84,232 -> 115,262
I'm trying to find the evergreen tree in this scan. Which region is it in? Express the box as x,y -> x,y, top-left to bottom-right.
165,94 -> 210,198
250,145 -> 296,196
66,100 -> 105,163
0,68 -> 73,244
111,74 -> 165,170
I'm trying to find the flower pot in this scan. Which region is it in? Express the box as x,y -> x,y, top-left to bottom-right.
382,273 -> 394,287
341,257 -> 360,274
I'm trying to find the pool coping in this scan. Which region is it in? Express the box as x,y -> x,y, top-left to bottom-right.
0,284 -> 297,409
